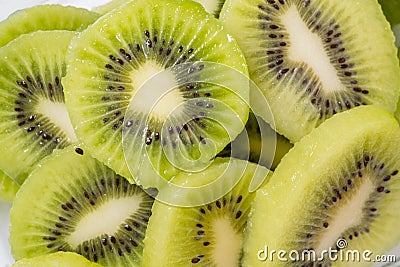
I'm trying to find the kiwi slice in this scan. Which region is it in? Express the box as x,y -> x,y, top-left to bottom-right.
0,170 -> 19,202
0,4 -> 100,48
243,105 -> 400,266
9,144 -> 154,266
218,112 -> 293,170
0,30 -> 78,185
220,0 -> 400,142
12,251 -> 102,267
142,158 -> 271,266
63,0 -> 249,183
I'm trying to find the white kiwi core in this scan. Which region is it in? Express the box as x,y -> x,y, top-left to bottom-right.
282,5 -> 346,92
314,176 -> 374,254
36,99 -> 77,142
211,215 -> 242,267
67,195 -> 143,247
130,60 -> 184,121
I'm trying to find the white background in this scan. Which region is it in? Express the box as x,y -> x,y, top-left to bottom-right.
0,1 -> 399,266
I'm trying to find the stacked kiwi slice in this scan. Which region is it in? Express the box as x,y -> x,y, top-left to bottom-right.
1,0 -> 400,266
0,4 -> 100,201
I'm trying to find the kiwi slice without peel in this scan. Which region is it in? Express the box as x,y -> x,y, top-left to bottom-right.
0,4 -> 99,199
0,30 -> 78,185
142,158 -> 271,266
12,251 -> 103,267
218,112 -> 293,170
243,105 -> 400,267
10,144 -> 154,266
0,4 -> 100,48
64,0 -> 249,184
220,0 -> 400,142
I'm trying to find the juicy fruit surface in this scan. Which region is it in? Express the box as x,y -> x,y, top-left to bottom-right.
193,0 -> 226,17
220,0 -> 400,142
0,170 -> 19,202
9,145 -> 154,266
0,4 -> 99,48
243,105 -> 400,266
64,0 -> 249,182
92,0 -> 128,14
143,158 -> 271,266
12,251 -> 103,267
0,30 -> 78,185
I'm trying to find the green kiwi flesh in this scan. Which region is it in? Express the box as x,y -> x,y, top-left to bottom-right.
243,105 -> 400,266
12,251 -> 102,267
193,0 -> 227,18
378,0 -> 400,121
218,112 -> 293,170
220,0 -> 400,142
63,0 -> 249,183
378,0 -> 400,28
0,4 -> 100,48
0,170 -> 19,202
92,0 -> 130,14
9,145 -> 154,267
0,30 -> 78,185
142,158 -> 271,266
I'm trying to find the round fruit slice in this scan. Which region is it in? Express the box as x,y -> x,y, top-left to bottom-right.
9,145 -> 154,267
143,158 -> 271,266
12,251 -> 102,267
243,105 -> 400,267
220,0 -> 400,142
0,4 -> 99,199
0,4 -> 100,48
63,0 -> 249,182
0,31 -> 78,185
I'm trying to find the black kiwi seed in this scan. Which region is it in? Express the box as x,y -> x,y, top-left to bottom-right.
75,148 -> 84,155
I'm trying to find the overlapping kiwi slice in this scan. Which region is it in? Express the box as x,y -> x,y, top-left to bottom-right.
142,158 -> 271,266
220,0 -> 400,142
0,4 -> 99,200
63,0 -> 249,183
243,105 -> 400,266
0,4 -> 100,48
378,0 -> 400,121
12,251 -> 102,267
10,145 -> 154,267
0,31 -> 78,186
